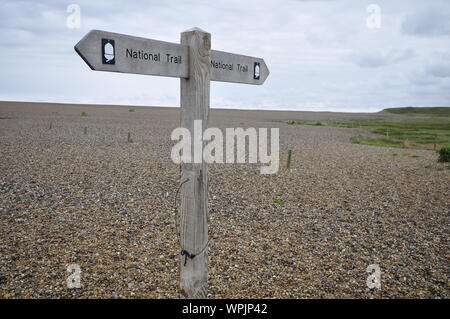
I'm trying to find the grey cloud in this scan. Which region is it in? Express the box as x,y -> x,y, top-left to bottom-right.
425,64 -> 450,78
349,49 -> 415,68
352,51 -> 387,68
410,76 -> 438,87
1,0 -> 449,111
409,52 -> 450,88
402,9 -> 450,37
422,52 -> 450,79
389,49 -> 415,63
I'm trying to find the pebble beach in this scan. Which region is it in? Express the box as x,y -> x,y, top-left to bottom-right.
0,101 -> 448,298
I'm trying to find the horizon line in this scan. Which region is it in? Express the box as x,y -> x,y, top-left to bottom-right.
1,99 -> 449,114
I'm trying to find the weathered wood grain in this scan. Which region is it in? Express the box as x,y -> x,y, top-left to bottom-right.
75,30 -> 188,78
179,28 -> 210,299
75,30 -> 269,85
210,50 -> 270,85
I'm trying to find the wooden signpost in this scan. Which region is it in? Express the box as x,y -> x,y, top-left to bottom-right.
75,29 -> 269,84
75,28 -> 270,298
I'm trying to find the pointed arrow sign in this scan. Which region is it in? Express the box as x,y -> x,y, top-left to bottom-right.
75,30 -> 269,85
210,50 -> 269,85
75,30 -> 188,78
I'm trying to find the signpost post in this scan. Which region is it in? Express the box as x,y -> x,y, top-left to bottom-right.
75,28 -> 269,298
179,28 -> 211,299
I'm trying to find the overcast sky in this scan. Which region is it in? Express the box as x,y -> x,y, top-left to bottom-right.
1,0 -> 449,112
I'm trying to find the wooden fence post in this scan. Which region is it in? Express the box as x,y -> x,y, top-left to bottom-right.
286,149 -> 292,169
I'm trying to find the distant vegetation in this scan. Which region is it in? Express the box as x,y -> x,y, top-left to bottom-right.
348,119 -> 449,150
438,146 -> 450,162
129,109 -> 135,112
286,120 -> 323,126
284,107 -> 450,151
80,111 -> 88,117
377,152 -> 422,158
383,107 -> 450,117
351,136 -> 405,148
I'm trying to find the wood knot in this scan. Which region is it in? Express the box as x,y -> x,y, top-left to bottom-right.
180,288 -> 188,298
203,36 -> 211,50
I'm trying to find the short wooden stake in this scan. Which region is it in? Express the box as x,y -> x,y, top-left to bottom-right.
286,149 -> 292,169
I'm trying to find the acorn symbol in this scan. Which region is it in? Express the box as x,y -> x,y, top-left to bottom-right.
101,38 -> 115,64
254,62 -> 260,80
104,42 -> 114,62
